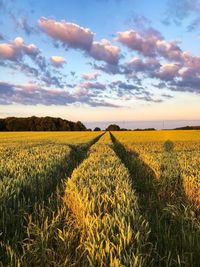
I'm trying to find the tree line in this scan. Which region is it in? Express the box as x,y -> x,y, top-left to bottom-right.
0,116 -> 87,131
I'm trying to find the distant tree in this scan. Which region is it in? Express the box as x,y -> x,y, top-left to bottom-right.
106,124 -> 120,131
94,127 -> 101,131
0,116 -> 87,131
0,119 -> 6,131
75,121 -> 87,131
134,128 -> 156,131
174,126 -> 200,130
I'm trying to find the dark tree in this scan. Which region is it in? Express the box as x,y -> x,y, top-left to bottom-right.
0,119 -> 6,131
94,127 -> 101,131
106,124 -> 120,131
0,117 -> 87,131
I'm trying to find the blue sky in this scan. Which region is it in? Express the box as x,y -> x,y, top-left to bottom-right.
0,0 -> 200,123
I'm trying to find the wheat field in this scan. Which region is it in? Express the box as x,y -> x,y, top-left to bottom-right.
0,131 -> 199,266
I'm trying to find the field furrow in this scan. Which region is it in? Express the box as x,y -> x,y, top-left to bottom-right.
0,130 -> 199,267
111,132 -> 200,267
0,132 -> 103,266
63,132 -> 150,266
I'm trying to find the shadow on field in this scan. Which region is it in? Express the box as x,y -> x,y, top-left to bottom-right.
110,133 -> 200,267
0,132 -> 104,265
159,140 -> 185,204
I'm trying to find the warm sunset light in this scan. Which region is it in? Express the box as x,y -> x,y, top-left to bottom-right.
0,2 -> 200,266
0,0 -> 199,126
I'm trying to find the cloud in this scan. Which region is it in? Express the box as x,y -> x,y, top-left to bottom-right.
125,14 -> 151,32
157,63 -> 180,81
89,39 -> 120,64
187,17 -> 200,31
0,37 -> 67,88
163,0 -> 200,30
127,57 -> 160,74
80,81 -> 106,90
110,80 -> 140,91
38,17 -> 94,50
93,62 -> 124,74
0,33 -> 4,40
39,17 -> 121,65
0,81 -> 118,107
74,85 -> 120,107
109,80 -> 163,102
11,14 -> 38,36
0,81 -> 14,95
161,93 -> 173,99
82,72 -> 100,80
116,30 -> 160,57
0,37 -> 38,61
170,76 -> 200,94
136,95 -> 163,103
50,56 -> 66,67
116,29 -> 187,62
156,40 -> 183,61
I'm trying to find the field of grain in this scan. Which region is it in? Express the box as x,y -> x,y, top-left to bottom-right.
0,131 -> 199,266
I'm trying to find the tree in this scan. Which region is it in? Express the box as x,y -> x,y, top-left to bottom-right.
0,117 -> 87,131
106,124 -> 120,131
94,127 -> 101,131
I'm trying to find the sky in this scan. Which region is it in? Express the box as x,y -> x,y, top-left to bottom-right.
0,0 -> 200,125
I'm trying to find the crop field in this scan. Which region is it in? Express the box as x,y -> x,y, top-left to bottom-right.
0,131 -> 199,266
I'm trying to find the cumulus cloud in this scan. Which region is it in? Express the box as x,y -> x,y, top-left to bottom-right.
39,17 -> 121,65
115,26 -> 200,94
89,39 -> 120,64
0,37 -> 68,89
116,29 -> 187,62
127,57 -> 160,74
116,30 -> 160,57
0,37 -> 38,61
156,40 -> 183,61
38,17 -> 94,50
157,63 -> 180,81
50,56 -> 66,67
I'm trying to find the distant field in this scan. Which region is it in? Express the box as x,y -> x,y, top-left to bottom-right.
0,131 -> 199,266
0,131 -> 101,145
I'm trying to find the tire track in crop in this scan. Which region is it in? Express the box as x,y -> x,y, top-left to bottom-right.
61,132 -> 150,267
0,133 -> 104,266
110,132 -> 200,267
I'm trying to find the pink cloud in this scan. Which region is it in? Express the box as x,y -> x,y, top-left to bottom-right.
89,39 -> 120,64
39,18 -> 121,65
15,83 -> 40,92
79,81 -> 106,90
50,56 -> 66,67
116,30 -> 159,57
156,40 -> 183,61
117,29 -> 189,63
127,57 -> 160,73
157,63 -> 180,80
0,37 -> 38,61
82,72 -> 100,80
0,43 -> 17,60
38,17 -> 94,50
